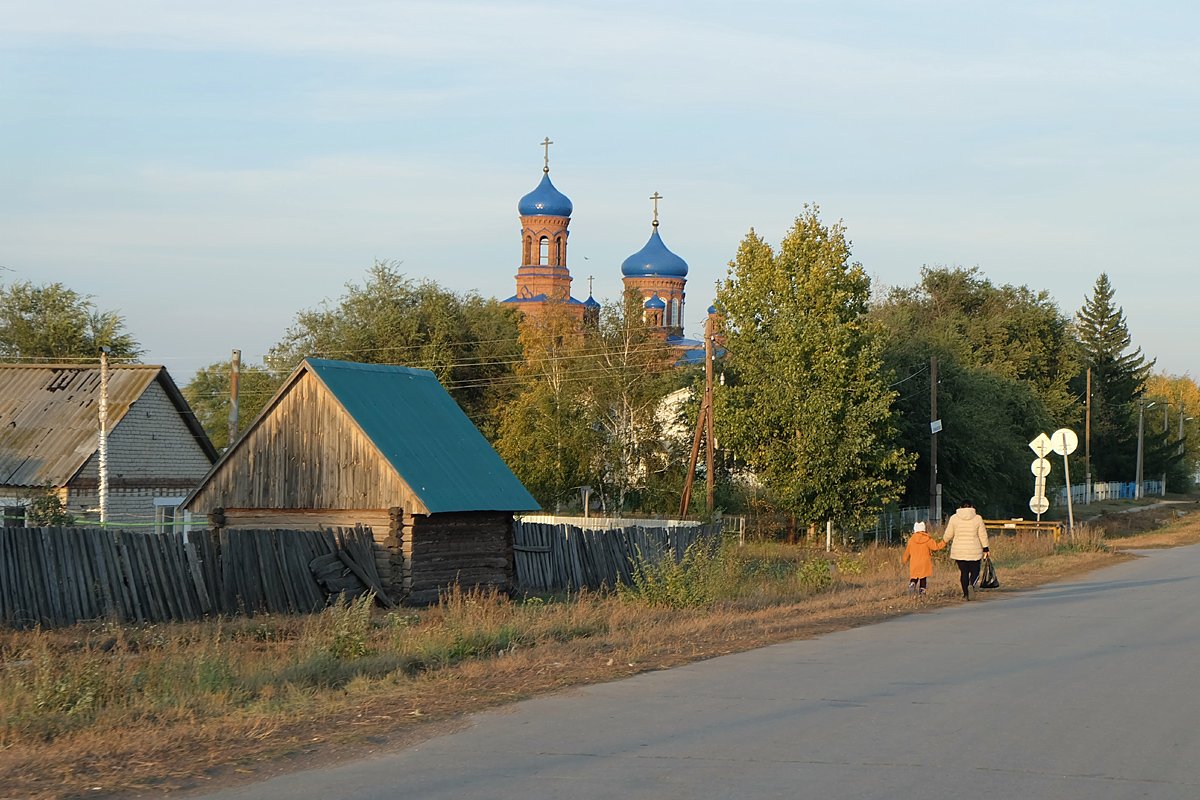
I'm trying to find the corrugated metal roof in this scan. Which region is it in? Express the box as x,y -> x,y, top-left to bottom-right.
305,358 -> 539,514
0,364 -> 161,486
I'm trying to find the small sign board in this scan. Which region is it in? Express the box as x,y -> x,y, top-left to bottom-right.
1031,458 -> 1051,478
1051,428 -> 1079,456
1030,495 -> 1050,515
930,419 -> 943,434
1029,432 -> 1052,458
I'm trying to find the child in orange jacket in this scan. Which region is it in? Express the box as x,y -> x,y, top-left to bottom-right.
902,521 -> 945,596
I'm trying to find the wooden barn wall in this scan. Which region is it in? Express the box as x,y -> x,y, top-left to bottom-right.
393,511 -> 515,604
187,372 -> 422,514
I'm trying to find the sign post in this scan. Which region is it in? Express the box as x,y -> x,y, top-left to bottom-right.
1051,428 -> 1079,535
1029,433 -> 1053,533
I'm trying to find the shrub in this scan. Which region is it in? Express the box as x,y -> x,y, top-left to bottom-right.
618,536 -> 734,608
796,558 -> 833,592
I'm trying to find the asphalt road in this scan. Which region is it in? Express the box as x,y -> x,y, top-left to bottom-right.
198,544 -> 1200,800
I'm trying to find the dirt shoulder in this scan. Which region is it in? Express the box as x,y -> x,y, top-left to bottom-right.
4,504 -> 1199,800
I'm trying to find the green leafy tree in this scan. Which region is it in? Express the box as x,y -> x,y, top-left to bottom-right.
0,281 -> 141,361
1074,273 -> 1153,481
495,304 -> 595,509
183,362 -> 283,451
871,267 -> 1080,513
715,207 -> 913,527
22,487 -> 76,527
267,261 -> 522,439
495,294 -> 681,513
583,291 -> 680,512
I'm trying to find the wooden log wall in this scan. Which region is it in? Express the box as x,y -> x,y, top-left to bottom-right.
512,521 -> 723,592
0,525 -> 388,629
401,511 -> 515,605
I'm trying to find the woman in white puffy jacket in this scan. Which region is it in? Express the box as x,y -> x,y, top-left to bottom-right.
942,500 -> 990,600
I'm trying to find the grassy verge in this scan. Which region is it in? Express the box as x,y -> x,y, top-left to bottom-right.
2,502 -> 1198,799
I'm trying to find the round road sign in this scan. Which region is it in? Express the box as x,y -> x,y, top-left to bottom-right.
1031,458 -> 1051,478
1030,495 -> 1050,515
1051,428 -> 1079,456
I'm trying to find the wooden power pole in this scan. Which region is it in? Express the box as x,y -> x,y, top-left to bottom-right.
228,348 -> 242,449
929,355 -> 939,523
1085,367 -> 1092,503
680,315 -> 716,517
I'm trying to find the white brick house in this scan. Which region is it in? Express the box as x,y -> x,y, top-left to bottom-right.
0,364 -> 217,529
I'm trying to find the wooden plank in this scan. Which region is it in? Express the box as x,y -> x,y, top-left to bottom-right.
184,537 -> 213,615
114,531 -> 146,623
336,549 -> 394,607
136,533 -> 169,622
69,528 -> 100,621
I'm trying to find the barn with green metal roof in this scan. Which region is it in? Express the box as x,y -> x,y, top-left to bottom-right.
182,358 -> 539,603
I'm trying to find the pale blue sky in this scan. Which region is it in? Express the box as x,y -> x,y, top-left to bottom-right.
2,1 -> 1196,385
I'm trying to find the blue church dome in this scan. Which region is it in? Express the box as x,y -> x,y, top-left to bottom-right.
621,227 -> 688,278
643,293 -> 666,310
518,172 -> 573,217
583,294 -> 601,310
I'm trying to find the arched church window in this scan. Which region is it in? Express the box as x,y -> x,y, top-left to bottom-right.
539,237 -> 550,265
524,235 -> 533,265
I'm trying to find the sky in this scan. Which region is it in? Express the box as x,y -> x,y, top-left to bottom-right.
2,1 -> 1197,386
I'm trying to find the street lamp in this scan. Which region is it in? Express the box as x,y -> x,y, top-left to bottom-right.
1136,400 -> 1156,500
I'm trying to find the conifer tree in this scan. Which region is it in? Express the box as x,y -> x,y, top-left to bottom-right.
715,207 -> 912,526
1075,273 -> 1153,481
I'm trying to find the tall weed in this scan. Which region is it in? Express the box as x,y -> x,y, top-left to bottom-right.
618,536 -> 735,608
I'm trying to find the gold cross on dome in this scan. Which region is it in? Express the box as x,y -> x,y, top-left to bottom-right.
541,137 -> 554,172
650,191 -> 663,226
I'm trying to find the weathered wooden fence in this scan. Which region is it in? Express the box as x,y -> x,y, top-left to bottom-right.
513,519 -> 723,591
0,526 -> 387,629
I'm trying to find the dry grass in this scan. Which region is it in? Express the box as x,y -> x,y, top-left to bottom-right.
2,502 -> 1198,799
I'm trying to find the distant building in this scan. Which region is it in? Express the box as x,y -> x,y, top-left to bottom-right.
0,364 -> 217,530
181,358 -> 540,603
502,139 -> 715,362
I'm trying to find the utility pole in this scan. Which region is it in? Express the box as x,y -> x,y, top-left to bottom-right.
704,315 -> 715,512
1163,402 -> 1170,495
1085,367 -> 1092,504
680,316 -> 716,517
1135,398 -> 1147,499
98,346 -> 111,526
929,355 -> 939,523
227,349 -> 241,449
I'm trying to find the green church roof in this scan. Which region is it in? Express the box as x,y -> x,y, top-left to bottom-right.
306,358 -> 538,514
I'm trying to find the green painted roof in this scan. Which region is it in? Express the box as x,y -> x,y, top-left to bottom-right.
306,358 -> 539,514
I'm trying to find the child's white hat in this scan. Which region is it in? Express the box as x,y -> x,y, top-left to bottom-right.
913,521 -> 926,532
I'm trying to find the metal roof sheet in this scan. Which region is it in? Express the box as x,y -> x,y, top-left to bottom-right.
306,359 -> 539,514
0,364 -> 173,486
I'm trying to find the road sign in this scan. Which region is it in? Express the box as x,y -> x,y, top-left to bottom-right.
930,419 -> 943,434
1029,433 -> 1052,458
1031,458 -> 1051,478
1051,428 -> 1079,456
1030,496 -> 1050,515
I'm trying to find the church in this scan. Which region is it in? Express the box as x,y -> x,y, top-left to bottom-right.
501,139 -> 714,363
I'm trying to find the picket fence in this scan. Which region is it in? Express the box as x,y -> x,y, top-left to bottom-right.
0,526 -> 385,629
512,518 -> 722,591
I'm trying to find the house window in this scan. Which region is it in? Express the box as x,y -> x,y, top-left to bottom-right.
154,497 -> 185,535
2,506 -> 26,528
